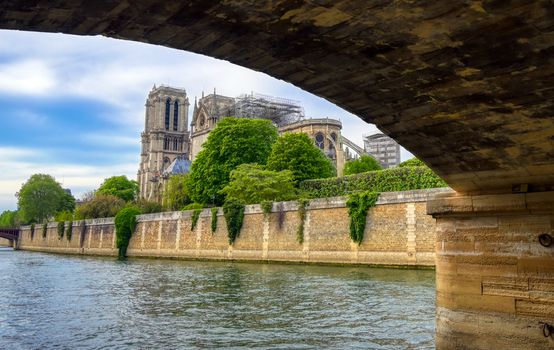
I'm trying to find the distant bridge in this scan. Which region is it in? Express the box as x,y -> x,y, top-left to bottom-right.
0,228 -> 20,247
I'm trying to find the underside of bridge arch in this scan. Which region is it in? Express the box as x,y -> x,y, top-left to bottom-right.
2,0 -> 553,194
2,1 -> 553,349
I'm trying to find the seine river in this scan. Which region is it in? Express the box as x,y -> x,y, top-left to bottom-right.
0,249 -> 435,349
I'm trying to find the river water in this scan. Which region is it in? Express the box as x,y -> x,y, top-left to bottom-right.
0,249 -> 435,349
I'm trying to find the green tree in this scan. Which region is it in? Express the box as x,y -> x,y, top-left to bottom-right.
74,194 -> 125,219
344,155 -> 382,175
0,210 -> 19,228
188,117 -> 278,205
16,174 -> 71,223
97,175 -> 138,202
162,174 -> 192,210
220,164 -> 297,204
398,157 -> 425,167
266,132 -> 335,183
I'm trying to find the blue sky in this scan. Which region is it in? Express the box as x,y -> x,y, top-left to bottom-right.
0,29 -> 411,211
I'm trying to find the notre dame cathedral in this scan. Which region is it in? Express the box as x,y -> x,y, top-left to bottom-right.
138,85 -> 191,202
138,85 -> 359,203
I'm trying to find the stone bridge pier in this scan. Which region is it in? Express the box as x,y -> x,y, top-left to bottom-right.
1,1 -> 553,348
429,192 -> 554,349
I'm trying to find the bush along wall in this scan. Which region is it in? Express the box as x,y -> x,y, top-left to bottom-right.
223,199 -> 245,244
211,207 -> 218,233
57,221 -> 65,240
296,199 -> 309,244
346,191 -> 379,245
299,166 -> 447,198
115,207 -> 141,259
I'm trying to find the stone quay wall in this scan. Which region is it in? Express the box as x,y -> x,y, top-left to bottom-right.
18,189 -> 450,267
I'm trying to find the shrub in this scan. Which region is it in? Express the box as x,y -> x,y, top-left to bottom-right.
223,199 -> 245,245
74,194 -> 125,219
135,199 -> 163,214
398,158 -> 425,167
220,164 -> 297,204
296,199 -> 309,244
211,207 -> 218,233
114,207 -> 141,258
344,155 -> 382,175
42,223 -> 48,238
191,209 -> 201,231
299,166 -> 447,198
183,203 -> 203,211
30,223 -> 35,240
346,191 -> 379,245
57,221 -> 65,239
55,210 -> 73,222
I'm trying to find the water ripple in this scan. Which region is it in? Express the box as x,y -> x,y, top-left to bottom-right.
0,249 -> 435,349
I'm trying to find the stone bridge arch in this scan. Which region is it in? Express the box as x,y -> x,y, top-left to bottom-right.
1,1 -> 553,194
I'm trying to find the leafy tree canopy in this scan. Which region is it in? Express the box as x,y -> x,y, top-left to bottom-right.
344,155 -> 382,175
97,175 -> 138,202
74,194 -> 125,220
188,117 -> 278,205
16,174 -> 74,224
398,158 -> 425,167
266,132 -> 335,183
162,174 -> 192,211
0,210 -> 19,228
221,164 -> 297,204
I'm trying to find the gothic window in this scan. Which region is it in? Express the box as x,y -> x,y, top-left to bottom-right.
173,101 -> 179,131
163,156 -> 171,170
165,98 -> 171,130
164,137 -> 169,150
199,115 -> 205,128
315,132 -> 325,150
173,138 -> 178,151
331,132 -> 337,142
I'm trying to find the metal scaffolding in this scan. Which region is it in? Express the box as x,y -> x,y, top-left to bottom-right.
234,92 -> 305,127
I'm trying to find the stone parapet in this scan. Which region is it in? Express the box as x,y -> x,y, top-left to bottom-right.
18,189 -> 440,268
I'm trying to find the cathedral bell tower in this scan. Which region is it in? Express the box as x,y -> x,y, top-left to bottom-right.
138,85 -> 190,202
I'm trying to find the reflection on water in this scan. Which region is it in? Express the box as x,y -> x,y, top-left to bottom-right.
0,249 -> 435,349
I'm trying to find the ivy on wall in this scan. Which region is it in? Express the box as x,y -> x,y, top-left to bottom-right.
57,221 -> 65,240
42,223 -> 47,238
261,201 -> 273,217
223,199 -> 245,245
30,224 -> 35,240
114,207 -> 141,259
211,207 -> 218,233
191,209 -> 201,231
65,221 -> 73,241
299,166 -> 447,198
296,199 -> 309,244
346,191 -> 379,245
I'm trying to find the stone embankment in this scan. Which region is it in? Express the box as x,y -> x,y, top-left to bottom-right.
18,188 -> 451,267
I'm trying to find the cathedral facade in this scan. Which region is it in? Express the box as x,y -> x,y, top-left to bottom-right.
138,85 -> 190,202
139,85 -> 359,202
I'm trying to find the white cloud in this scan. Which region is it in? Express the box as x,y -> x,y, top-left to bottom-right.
0,59 -> 56,96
